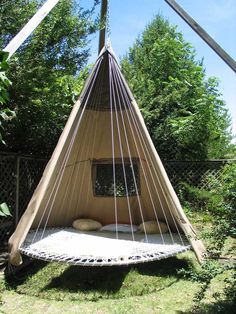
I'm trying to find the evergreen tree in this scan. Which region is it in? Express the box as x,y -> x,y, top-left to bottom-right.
121,15 -> 234,160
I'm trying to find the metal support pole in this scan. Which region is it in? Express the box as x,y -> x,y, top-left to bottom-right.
164,0 -> 236,73
98,0 -> 108,55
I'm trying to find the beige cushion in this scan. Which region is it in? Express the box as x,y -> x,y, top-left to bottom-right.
138,221 -> 168,234
72,218 -> 102,231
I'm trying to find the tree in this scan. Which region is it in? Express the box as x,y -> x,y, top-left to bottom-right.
121,15 -> 234,160
0,0 -> 98,156
0,51 -> 15,144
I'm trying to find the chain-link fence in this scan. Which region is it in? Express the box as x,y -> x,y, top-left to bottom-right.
163,160 -> 233,190
0,153 -> 235,246
0,153 -> 47,246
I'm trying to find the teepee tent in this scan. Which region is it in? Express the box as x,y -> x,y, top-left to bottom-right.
9,45 -> 205,266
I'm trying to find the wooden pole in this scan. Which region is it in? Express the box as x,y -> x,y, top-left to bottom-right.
3,0 -> 60,59
98,0 -> 108,55
164,0 -> 236,73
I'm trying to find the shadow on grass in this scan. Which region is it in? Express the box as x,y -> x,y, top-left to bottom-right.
180,299 -> 236,314
4,255 -> 193,301
44,265 -> 130,294
136,256 -> 190,277
5,259 -> 49,288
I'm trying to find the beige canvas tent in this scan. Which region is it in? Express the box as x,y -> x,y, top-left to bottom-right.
9,46 -> 205,266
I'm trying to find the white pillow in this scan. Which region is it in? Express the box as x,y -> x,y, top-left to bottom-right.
100,224 -> 138,233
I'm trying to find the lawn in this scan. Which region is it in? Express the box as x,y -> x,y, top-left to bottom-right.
0,212 -> 235,314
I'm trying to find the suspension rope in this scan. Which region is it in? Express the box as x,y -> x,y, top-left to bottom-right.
31,48 -> 185,249
109,55 -> 135,241
42,57 -> 103,235
74,58 -> 106,217
110,57 -> 167,243
109,55 -> 149,243
31,57 -> 103,243
111,56 -> 184,244
110,57 -> 166,244
112,59 -> 185,245
59,89 -> 100,222
109,54 -> 118,240
84,56 -> 107,209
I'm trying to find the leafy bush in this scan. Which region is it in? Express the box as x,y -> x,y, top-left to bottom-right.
0,202 -> 11,218
178,163 -> 236,312
180,163 -> 236,251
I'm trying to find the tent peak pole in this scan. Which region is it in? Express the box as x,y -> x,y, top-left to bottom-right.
98,0 -> 108,55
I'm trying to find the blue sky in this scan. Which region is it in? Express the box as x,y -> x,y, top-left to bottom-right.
81,0 -> 236,137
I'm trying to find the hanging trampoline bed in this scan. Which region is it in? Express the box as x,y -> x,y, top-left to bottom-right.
9,46 -> 205,267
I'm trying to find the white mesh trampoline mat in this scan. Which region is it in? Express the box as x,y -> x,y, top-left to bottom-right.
20,228 -> 191,266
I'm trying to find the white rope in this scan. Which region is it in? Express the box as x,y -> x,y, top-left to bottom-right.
110,57 -> 166,244
66,112 -> 91,216
56,69 -> 104,223
109,54 -> 118,239
111,58 -> 181,243
113,61 -> 185,245
109,55 -> 148,243
74,61 -> 105,216
32,57 -> 103,243
84,58 -> 106,208
109,55 -> 135,241
128,103 -> 185,245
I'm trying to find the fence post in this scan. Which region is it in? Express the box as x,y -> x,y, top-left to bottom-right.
15,156 -> 20,227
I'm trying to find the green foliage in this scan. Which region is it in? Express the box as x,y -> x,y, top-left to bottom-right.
0,51 -> 10,104
178,163 -> 236,312
180,164 -> 236,256
0,51 -> 15,144
0,202 -> 11,218
179,260 -> 235,313
121,15 -> 234,160
0,0 -> 98,155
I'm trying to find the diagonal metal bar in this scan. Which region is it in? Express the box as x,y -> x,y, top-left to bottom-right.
164,0 -> 236,73
3,0 -> 60,59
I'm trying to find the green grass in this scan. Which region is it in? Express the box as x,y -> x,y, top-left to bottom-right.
4,255 -> 194,302
1,253 -> 203,314
1,252 -> 235,314
1,211 -> 235,313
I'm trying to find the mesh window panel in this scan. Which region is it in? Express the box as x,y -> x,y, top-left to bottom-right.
93,161 -> 140,197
